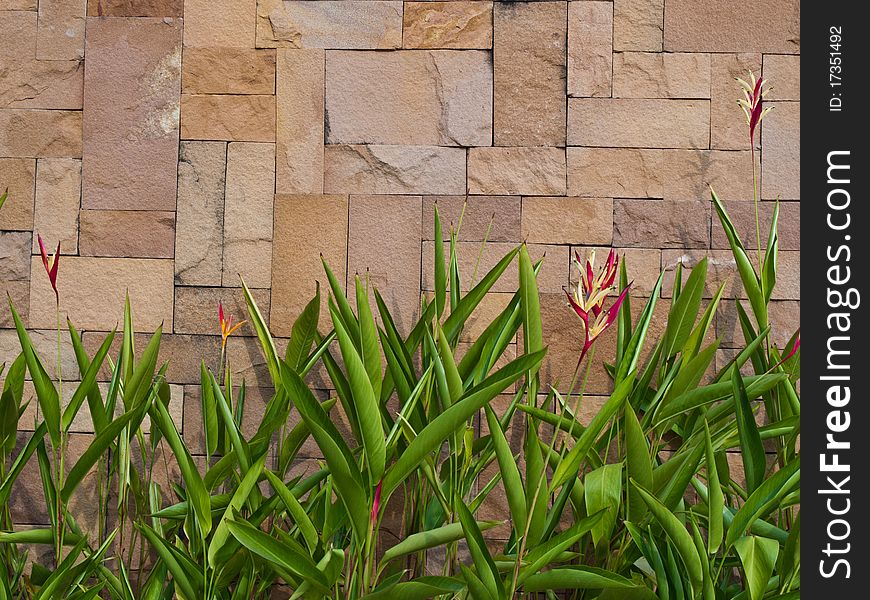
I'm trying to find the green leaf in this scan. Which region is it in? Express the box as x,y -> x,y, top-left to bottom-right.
136,524 -> 201,600
662,258 -> 707,358
761,201 -> 779,304
735,536 -> 779,600
703,420 -> 724,554
655,373 -> 787,424
208,454 -> 266,568
285,283 -> 320,372
381,520 -> 500,565
66,322 -> 109,434
434,204 -> 447,318
484,404 -> 526,531
356,275 -> 383,400
264,469 -> 320,554
519,245 -> 543,363
363,577 -> 464,600
585,464 -> 622,548
519,511 -> 606,584
321,256 -> 360,345
726,455 -> 800,548
624,405 -> 652,522
732,368 -> 766,494
0,354 -> 25,456
522,567 -> 637,592
200,362 -> 218,456
616,273 -> 664,383
456,495 -> 504,600
241,278 -> 280,385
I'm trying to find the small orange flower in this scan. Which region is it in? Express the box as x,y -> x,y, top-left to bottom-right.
37,234 -> 60,303
219,302 -> 246,348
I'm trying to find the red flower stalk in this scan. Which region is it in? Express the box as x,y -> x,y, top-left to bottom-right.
219,302 -> 246,349
370,480 -> 382,526
737,71 -> 772,145
565,249 -> 631,366
37,234 -> 60,303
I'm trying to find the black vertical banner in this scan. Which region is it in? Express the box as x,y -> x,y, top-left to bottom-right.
803,2 -> 868,596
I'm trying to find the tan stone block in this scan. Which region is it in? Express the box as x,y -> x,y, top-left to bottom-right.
36,0 -> 87,60
29,257 -> 174,331
493,1 -> 567,146
0,10 -> 37,62
257,1 -> 402,49
614,199 -> 710,249
0,158 -> 36,230
422,195 -> 521,243
763,54 -> 800,101
325,50 -> 491,146
223,142 -> 274,288
180,94 -> 276,141
324,145 -> 465,195
33,158 -> 81,254
613,0 -> 663,52
175,141 -> 226,286
567,147 -> 663,198
86,0 -> 183,16
182,48 -> 275,94
403,1 -> 492,49
664,0 -> 800,53
662,150 -> 755,201
761,102 -> 799,200
716,299 -> 800,349
82,17 -> 181,210
0,1 -> 37,9
711,199 -> 799,251
570,246 -> 663,298
0,109 -> 82,157
711,54 -> 762,150
423,241 -> 568,294
567,0 -> 612,97
79,210 -> 175,258
568,99 -> 710,148
183,0 -> 256,48
0,59 -> 83,109
271,194 -> 347,337
522,197 -> 613,245
276,49 -> 324,194
468,147 -> 566,196
0,280 -> 29,327
174,286 -> 270,337
348,195 -> 422,334
0,231 -> 31,281
613,52 -> 710,98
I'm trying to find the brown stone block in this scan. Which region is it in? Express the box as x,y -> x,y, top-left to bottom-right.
0,231 -> 32,281
493,1 -> 567,146
80,210 -> 175,258
568,99 -> 710,148
522,197 -> 613,246
182,47 -> 276,94
711,199 -> 799,251
0,158 -> 36,230
716,299 -> 800,350
36,0 -> 86,60
82,17 -> 181,210
570,247 -> 663,299
276,49 -> 324,194
567,148 -> 664,198
0,109 -> 82,157
86,0 -> 183,16
422,195 -> 521,243
613,0 -> 663,52
175,141 -> 227,286
0,59 -> 83,109
664,0 -> 800,53
403,1 -> 492,49
0,280 -> 29,328
763,54 -> 800,101
174,285 -> 270,337
0,11 -> 37,62
271,194 -> 348,337
30,256 -> 174,331
324,145 -> 466,195
567,0 -> 612,97
612,52 -> 711,99
711,53 -> 762,150
761,102 -> 799,200
662,150 -> 755,201
613,199 -> 710,249
468,147 -> 566,196
180,94 -> 276,142
0,1 -> 38,9
183,0 -> 256,48
32,158 -> 81,254
325,50 -> 492,147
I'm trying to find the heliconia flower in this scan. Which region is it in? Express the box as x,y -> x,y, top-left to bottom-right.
565,249 -> 631,365
773,329 -> 800,370
219,302 -> 246,348
736,71 -> 773,143
370,480 -> 382,525
37,234 -> 60,303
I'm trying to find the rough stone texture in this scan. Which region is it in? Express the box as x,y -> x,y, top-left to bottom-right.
326,50 -> 492,146
662,150 -> 755,201
403,2 -> 492,49
174,286 -> 270,336
258,1 -> 403,49
82,17 -> 181,210
763,54 -> 800,100
614,200 -> 711,249
665,0 -> 800,53
711,54 -> 762,150
493,1 -> 567,146
613,52 -> 710,98
271,194 -> 348,336
568,99 -> 709,148
223,142 -> 275,288
0,281 -> 28,327
276,49 -> 324,194
712,199 -> 799,251
80,210 -> 175,258
762,102 -> 799,200
174,141 -> 226,285
32,158 -> 80,254
180,94 -> 276,142
86,0 -> 182,15
0,109 -> 82,157
567,1 -> 612,97
613,0 -> 664,52
182,48 -> 276,95
468,148 -> 566,196
183,0 -> 256,48
36,0 -> 87,60
567,148 -> 664,198
521,197 -> 613,245
29,256 -> 174,331
717,299 -> 800,349
422,195 -> 521,242
0,231 -> 31,281
348,195 -> 422,334
0,158 -> 36,231
324,145 -> 465,195
0,0 -> 38,9
0,59 -> 83,110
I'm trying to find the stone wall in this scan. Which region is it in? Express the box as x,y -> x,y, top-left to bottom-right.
2,2 -> 799,459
